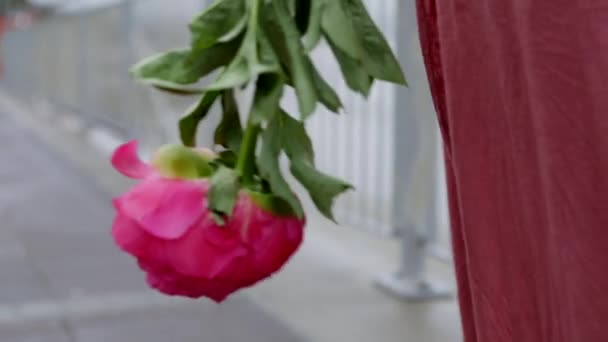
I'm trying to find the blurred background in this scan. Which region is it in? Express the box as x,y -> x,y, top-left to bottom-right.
0,0 -> 462,341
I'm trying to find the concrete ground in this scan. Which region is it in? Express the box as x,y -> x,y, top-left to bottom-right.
0,93 -> 463,342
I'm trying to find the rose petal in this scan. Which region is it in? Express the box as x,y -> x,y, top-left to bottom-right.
111,213 -> 167,263
115,179 -> 206,239
112,183 -> 306,302
140,259 -> 237,302
203,196 -> 248,248
166,216 -> 249,279
111,140 -> 154,179
251,217 -> 303,276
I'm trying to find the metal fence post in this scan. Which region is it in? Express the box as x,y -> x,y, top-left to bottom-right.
122,0 -> 135,67
374,0 -> 452,301
120,0 -> 137,138
76,14 -> 91,124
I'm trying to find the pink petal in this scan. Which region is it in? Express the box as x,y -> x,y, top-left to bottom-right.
111,213 -> 167,264
203,196 -> 248,248
111,140 -> 154,179
242,203 -> 304,277
251,218 -> 303,276
166,216 -> 249,279
115,179 -> 206,239
139,260 -> 237,302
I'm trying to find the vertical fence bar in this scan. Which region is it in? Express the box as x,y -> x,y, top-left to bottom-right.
77,14 -> 90,125
121,0 -> 137,139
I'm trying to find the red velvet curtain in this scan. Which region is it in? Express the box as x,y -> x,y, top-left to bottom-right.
416,1 -> 608,341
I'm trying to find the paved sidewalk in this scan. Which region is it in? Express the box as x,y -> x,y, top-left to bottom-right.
0,109 -> 304,342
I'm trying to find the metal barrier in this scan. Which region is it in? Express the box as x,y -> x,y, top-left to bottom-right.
1,0 -> 452,300
2,0 -> 215,152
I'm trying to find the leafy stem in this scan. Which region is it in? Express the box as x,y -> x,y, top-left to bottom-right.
130,0 -> 407,221
235,119 -> 260,186
234,0 -> 263,187
246,0 -> 261,38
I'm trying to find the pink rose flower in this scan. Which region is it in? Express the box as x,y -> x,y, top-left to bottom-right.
110,141 -> 305,302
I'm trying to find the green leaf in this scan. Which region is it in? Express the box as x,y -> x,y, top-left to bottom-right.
279,110 -> 352,220
214,90 -> 243,152
343,0 -> 407,85
190,38 -> 244,75
207,14 -> 280,91
321,0 -> 362,60
271,0 -> 318,119
190,0 -> 246,51
257,117 -> 304,218
130,50 -> 201,93
179,91 -> 221,147
309,60 -> 342,112
130,40 -> 242,90
208,165 -> 240,224
251,74 -> 284,124
326,36 -> 373,96
302,0 -> 324,52
280,110 -> 315,162
206,53 -> 252,90
256,28 -> 282,74
148,85 -> 204,96
281,64 -> 342,114
247,191 -> 299,217
218,15 -> 248,43
290,159 -> 352,221
294,0 -> 311,33
262,8 -> 340,115
260,9 -> 290,62
287,0 -> 297,15
216,150 -> 238,168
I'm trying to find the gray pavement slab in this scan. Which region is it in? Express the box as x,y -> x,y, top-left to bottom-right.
72,299 -> 304,342
0,109 -> 305,342
0,258 -> 52,305
1,320 -> 69,342
4,328 -> 71,342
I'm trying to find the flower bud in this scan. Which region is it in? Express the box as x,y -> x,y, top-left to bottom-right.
152,144 -> 213,179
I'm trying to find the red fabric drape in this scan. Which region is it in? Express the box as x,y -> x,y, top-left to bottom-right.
416,1 -> 608,341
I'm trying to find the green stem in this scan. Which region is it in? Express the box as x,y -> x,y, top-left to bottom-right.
236,0 -> 263,186
236,121 -> 260,185
247,0 -> 261,36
